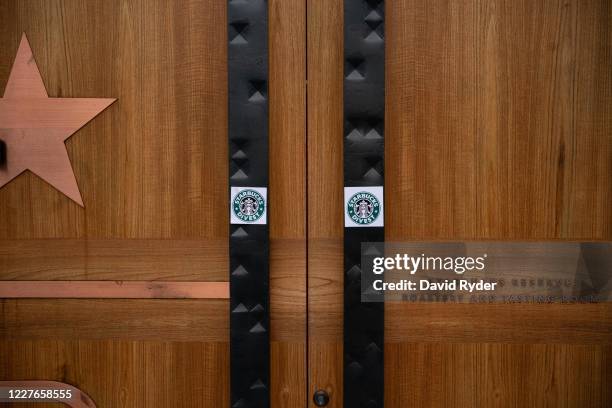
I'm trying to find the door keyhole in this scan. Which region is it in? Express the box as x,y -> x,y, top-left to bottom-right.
313,389 -> 330,407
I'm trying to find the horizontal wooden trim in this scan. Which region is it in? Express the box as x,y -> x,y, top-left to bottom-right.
0,239 -> 228,281
0,281 -> 229,299
385,302 -> 612,344
1,299 -> 228,342
0,380 -> 95,407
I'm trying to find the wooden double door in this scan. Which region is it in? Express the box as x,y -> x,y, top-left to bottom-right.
1,0 -> 610,407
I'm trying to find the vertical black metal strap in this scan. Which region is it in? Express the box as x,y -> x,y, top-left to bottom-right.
228,0 -> 269,407
343,0 -> 385,407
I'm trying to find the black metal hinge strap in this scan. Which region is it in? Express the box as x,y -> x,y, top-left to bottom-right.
228,0 -> 270,407
343,0 -> 385,407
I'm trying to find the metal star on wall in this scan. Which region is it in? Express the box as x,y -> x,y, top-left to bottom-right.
0,33 -> 116,206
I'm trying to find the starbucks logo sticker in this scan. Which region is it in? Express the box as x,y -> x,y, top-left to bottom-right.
344,186 -> 384,227
347,192 -> 380,224
230,187 -> 267,225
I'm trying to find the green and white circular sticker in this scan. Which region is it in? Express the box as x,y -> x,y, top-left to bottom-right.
231,187 -> 267,224
344,186 -> 384,227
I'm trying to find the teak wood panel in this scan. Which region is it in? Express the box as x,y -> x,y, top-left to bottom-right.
0,0 -> 306,407
0,239 -> 227,281
0,340 -> 229,408
269,1 -> 307,406
307,0 -> 345,405
0,0 -> 228,242
307,0 -> 612,407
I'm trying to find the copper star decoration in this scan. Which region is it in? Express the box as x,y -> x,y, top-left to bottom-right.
0,33 -> 116,206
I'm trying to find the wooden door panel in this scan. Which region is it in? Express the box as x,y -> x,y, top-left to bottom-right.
386,344 -> 611,408
0,0 -> 228,242
384,0 -> 612,403
308,0 -> 612,407
307,0 -> 345,405
269,0 -> 307,405
0,1 -> 231,404
0,0 -> 306,406
386,0 -> 611,240
1,340 -> 229,408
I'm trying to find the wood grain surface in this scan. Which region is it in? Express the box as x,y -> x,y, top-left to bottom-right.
0,0 -> 228,241
307,0 -> 345,406
0,1 -> 232,403
269,0 -> 307,405
1,299 -> 228,342
386,0 -> 612,240
0,281 -> 229,299
307,0 -> 612,407
0,0 -> 307,407
385,344 -> 612,408
0,239 -> 227,281
0,340 -> 229,408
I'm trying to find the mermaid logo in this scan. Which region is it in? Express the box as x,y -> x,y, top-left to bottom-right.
347,191 -> 380,225
232,189 -> 266,223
